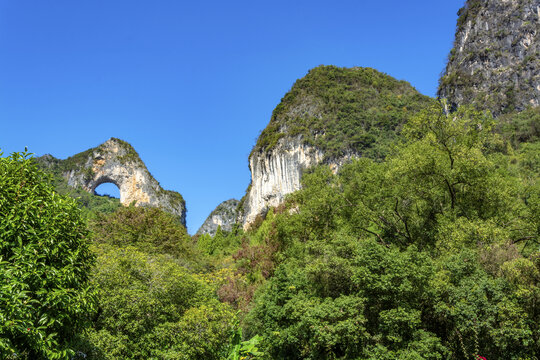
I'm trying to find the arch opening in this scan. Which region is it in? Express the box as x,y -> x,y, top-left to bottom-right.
94,182 -> 120,199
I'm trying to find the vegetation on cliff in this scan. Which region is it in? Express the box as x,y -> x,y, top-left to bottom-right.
253,65 -> 434,160
61,138 -> 143,171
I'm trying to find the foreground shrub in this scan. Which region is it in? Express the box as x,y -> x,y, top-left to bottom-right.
0,151 -> 96,359
81,244 -> 236,359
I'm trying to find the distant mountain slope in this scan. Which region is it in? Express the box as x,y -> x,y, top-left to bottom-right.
196,199 -> 239,236
252,65 -> 433,160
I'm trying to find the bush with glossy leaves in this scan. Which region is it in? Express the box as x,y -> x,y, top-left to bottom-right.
0,151 -> 96,359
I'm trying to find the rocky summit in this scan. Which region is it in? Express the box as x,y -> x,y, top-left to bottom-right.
235,0 -> 540,229
438,0 -> 539,115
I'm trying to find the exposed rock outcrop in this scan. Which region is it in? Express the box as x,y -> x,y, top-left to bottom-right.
196,199 -> 240,236
438,0 -> 539,115
239,66 -> 432,229
40,138 -> 186,225
240,137 -> 324,227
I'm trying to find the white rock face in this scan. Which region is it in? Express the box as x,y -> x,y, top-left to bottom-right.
241,136 -> 325,228
241,135 -> 358,229
63,138 -> 186,224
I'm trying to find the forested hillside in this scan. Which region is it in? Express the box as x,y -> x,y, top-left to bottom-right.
2,100 -> 537,359
198,103 -> 539,359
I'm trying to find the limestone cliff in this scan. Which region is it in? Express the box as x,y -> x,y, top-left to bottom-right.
438,0 -> 539,115
196,199 -> 239,236
239,66 -> 432,228
40,138 -> 186,225
241,137 -> 324,226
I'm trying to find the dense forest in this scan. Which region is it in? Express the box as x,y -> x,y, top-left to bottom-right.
1,100 -> 538,359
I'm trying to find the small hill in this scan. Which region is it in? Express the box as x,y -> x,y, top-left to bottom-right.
253,65 -> 433,160
240,65 -> 433,227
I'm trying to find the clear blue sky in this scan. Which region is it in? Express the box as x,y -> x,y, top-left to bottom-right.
0,0 -> 465,233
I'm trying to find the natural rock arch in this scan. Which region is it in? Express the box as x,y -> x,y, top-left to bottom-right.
61,138 -> 186,224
